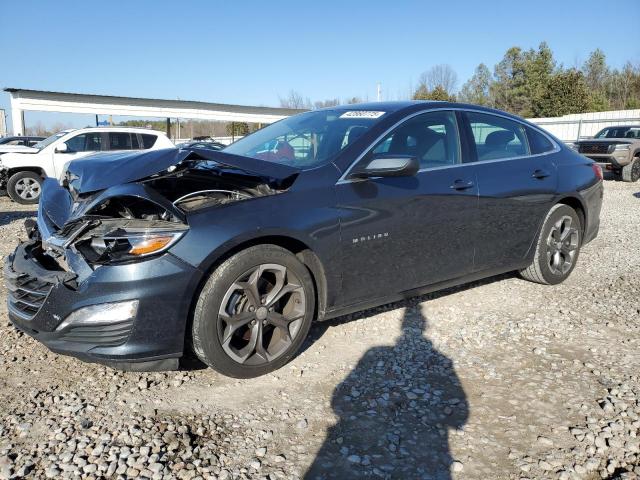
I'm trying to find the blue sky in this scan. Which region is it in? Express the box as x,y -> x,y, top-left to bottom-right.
1,0 -> 639,132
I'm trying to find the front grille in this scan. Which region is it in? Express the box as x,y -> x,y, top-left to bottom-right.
58,319 -> 134,347
4,264 -> 54,321
579,143 -> 610,154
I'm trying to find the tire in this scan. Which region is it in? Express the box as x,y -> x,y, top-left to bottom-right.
621,157 -> 640,182
192,245 -> 316,378
7,171 -> 43,204
520,204 -> 582,285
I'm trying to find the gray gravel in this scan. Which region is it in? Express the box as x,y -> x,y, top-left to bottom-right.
0,178 -> 639,479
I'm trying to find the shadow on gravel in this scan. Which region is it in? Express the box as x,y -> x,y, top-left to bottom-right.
305,309 -> 468,480
633,192 -> 640,199
0,209 -> 37,226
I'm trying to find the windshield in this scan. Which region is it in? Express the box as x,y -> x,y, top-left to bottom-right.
223,109 -> 387,168
33,131 -> 70,150
594,126 -> 640,139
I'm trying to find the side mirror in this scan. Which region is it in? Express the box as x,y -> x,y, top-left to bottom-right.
348,154 -> 419,179
55,143 -> 69,153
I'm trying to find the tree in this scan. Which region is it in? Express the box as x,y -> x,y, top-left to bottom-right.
536,70 -> 590,117
583,49 -> 609,93
313,98 -> 340,109
458,63 -> 492,106
226,122 -> 249,137
418,64 -> 458,96
279,90 -> 311,109
412,85 -> 455,102
345,96 -> 363,104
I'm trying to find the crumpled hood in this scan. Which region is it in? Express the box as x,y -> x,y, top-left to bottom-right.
66,147 -> 300,194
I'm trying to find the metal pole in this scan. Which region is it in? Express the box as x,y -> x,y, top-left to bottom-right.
166,118 -> 171,139
576,119 -> 583,142
95,114 -> 99,126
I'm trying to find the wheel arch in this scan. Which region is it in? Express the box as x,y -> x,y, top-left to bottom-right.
184,234 -> 329,353
556,195 -> 586,236
7,167 -> 47,178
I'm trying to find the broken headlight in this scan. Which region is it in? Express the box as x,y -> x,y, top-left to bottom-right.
76,225 -> 187,264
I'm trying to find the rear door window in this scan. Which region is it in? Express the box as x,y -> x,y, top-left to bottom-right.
525,126 -> 555,154
108,132 -> 134,150
465,112 -> 530,161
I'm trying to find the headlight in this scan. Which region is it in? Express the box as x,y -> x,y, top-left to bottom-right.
614,144 -> 631,151
76,225 -> 186,264
56,300 -> 139,331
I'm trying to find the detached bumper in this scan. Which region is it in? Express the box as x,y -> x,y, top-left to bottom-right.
5,240 -> 202,371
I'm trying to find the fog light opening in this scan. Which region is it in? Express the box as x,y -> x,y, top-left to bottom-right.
55,300 -> 139,332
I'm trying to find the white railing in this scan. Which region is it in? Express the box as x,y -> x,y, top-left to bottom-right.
527,109 -> 640,143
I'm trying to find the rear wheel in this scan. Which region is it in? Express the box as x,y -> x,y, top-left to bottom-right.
7,171 -> 42,204
520,204 -> 581,285
621,157 -> 640,182
192,245 -> 315,378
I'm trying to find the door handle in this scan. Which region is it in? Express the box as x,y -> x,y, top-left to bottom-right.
449,179 -> 475,191
532,169 -> 550,179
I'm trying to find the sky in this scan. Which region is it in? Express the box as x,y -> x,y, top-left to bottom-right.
1,0 -> 639,133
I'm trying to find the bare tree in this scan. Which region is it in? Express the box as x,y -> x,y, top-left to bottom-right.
279,90 -> 312,109
313,98 -> 340,109
418,64 -> 458,95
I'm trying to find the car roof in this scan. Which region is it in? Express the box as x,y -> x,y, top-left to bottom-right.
318,100 -> 528,121
62,127 -> 165,135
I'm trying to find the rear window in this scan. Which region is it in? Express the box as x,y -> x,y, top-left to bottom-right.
526,126 -> 555,154
109,132 -> 134,150
141,134 -> 158,149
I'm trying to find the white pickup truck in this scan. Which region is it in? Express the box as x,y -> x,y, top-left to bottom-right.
0,127 -> 175,204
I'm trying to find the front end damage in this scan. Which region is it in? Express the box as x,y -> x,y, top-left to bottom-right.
4,148 -> 295,370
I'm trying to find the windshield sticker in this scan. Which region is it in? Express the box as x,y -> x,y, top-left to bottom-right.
339,111 -> 386,119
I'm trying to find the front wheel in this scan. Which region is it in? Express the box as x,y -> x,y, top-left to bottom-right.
7,171 -> 43,204
621,157 -> 640,182
520,204 -> 582,285
192,245 -> 316,378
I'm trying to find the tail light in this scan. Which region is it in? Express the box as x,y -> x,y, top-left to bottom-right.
591,163 -> 603,180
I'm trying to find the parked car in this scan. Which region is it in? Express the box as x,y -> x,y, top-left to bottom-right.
5,102 -> 603,378
574,125 -> 640,182
176,140 -> 226,150
0,135 -> 46,154
0,127 -> 175,204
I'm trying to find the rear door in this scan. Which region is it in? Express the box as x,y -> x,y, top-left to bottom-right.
336,110 -> 479,305
462,111 -> 558,271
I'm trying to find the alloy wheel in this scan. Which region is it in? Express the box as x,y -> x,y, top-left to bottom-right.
15,178 -> 41,200
217,263 -> 306,365
546,215 -> 579,275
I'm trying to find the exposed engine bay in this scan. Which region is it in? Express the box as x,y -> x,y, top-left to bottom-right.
35,150 -> 297,271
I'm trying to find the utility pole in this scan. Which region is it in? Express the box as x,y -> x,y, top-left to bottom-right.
376,83 -> 382,102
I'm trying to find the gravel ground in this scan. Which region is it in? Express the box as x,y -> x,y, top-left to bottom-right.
0,178 -> 639,480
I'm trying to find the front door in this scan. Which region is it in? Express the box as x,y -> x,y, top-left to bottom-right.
336,110 -> 479,306
52,132 -> 106,178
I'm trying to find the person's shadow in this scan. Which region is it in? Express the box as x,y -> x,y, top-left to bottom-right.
305,308 -> 468,480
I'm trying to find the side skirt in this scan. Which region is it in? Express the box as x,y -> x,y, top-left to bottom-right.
320,264 -> 528,322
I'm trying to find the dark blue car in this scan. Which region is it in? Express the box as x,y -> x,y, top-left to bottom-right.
5,102 -> 603,378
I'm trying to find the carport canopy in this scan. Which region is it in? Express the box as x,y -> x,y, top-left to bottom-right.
5,87 -> 305,136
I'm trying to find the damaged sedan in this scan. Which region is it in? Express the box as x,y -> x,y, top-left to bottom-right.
5,102 -> 603,378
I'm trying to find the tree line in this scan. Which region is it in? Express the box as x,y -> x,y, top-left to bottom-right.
284,43 -> 640,119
